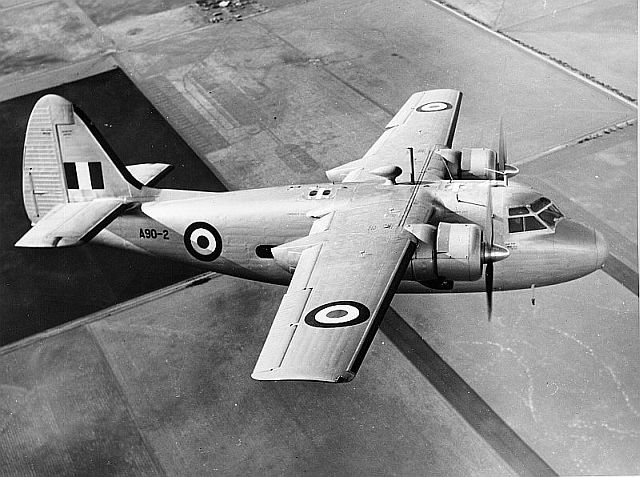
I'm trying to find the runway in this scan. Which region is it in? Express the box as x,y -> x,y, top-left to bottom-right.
0,0 -> 637,475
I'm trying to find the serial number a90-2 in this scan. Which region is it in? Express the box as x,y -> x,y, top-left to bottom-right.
139,228 -> 169,240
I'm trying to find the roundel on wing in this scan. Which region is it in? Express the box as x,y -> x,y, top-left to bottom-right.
183,222 -> 222,262
415,101 -> 452,112
304,301 -> 370,328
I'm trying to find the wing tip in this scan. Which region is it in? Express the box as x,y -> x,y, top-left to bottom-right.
251,368 -> 355,383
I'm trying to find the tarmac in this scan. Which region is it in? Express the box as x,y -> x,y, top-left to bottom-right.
0,0 -> 637,475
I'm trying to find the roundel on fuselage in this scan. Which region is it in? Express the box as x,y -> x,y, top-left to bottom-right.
183,222 -> 222,262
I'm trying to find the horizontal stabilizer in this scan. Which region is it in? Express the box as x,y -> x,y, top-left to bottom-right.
15,198 -> 126,248
126,163 -> 173,187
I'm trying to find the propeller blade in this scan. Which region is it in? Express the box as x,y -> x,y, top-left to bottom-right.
486,182 -> 494,245
498,117 -> 507,170
486,261 -> 493,321
485,182 -> 494,321
498,117 -> 509,185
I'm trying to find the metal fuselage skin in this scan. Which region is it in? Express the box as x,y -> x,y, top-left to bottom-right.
94,180 -> 606,293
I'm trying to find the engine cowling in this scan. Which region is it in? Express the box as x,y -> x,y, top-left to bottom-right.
460,148 -> 498,180
408,222 -> 483,282
436,222 -> 483,280
434,148 -> 499,180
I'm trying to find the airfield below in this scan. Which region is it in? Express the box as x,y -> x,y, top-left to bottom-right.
0,0 -> 637,475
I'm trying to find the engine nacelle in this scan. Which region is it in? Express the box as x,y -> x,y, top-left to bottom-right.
436,222 -> 483,280
460,148 -> 498,180
408,222 -> 483,283
433,148 -> 500,180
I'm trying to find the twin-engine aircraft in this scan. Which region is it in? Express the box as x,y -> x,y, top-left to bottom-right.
16,90 -> 607,382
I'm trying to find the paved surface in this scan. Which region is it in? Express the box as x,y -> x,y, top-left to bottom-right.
4,275 -> 516,476
0,0 -> 637,475
438,0 -> 638,99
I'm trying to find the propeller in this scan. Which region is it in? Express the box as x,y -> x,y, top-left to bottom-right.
482,121 -> 511,320
498,117 -> 507,179
484,181 -> 495,321
498,117 -> 519,184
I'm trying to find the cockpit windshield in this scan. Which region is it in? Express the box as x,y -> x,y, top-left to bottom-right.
529,197 -> 550,212
508,197 -> 564,233
537,204 -> 563,227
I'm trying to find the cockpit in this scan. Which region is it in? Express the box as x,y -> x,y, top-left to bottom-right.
508,197 -> 564,234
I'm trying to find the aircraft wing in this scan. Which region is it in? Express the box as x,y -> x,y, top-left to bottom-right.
252,191 -> 429,382
326,89 -> 462,183
15,198 -> 126,247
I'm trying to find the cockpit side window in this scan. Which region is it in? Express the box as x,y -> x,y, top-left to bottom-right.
508,217 -> 524,233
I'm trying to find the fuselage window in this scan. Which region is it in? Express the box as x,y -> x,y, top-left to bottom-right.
256,245 -> 275,259
308,188 -> 332,198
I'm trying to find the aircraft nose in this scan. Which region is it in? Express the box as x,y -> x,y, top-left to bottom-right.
595,229 -> 608,269
553,220 -> 607,275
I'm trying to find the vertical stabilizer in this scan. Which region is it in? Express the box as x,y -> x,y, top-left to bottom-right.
22,95 -> 140,224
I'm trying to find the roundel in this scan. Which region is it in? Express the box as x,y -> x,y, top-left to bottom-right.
416,101 -> 452,112
183,222 -> 222,262
304,301 -> 370,328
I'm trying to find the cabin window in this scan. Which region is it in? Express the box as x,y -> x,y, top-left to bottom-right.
308,188 -> 332,198
256,245 -> 275,259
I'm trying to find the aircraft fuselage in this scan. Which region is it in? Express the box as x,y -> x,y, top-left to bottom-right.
94,180 -> 606,294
